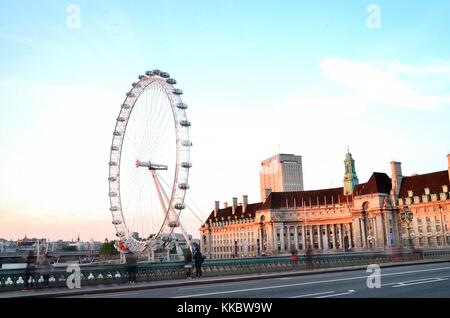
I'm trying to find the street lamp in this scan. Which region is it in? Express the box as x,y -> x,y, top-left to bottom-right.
400,206 -> 414,248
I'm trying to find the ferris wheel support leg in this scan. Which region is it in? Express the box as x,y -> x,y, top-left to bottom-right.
151,171 -> 170,218
151,171 -> 192,252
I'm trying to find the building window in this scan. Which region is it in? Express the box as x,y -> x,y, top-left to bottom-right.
408,190 -> 413,197
424,187 -> 430,195
443,185 -> 449,193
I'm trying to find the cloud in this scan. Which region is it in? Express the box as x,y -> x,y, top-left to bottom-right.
319,58 -> 450,110
388,63 -> 450,74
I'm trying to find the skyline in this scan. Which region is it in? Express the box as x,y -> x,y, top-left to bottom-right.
1,1 -> 450,241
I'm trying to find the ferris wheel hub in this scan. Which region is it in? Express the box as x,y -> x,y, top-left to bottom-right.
135,160 -> 168,170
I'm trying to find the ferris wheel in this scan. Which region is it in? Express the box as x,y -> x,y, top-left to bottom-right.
108,69 -> 192,254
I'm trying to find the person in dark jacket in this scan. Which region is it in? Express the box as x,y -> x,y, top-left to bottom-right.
24,251 -> 36,290
193,250 -> 205,278
184,250 -> 193,279
126,252 -> 137,283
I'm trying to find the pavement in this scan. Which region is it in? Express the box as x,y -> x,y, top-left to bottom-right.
2,258 -> 450,298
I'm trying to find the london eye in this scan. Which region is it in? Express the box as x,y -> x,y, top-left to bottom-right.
108,69 -> 192,254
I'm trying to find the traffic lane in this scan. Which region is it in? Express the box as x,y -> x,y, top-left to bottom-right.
80,262 -> 450,298
176,265 -> 450,298
171,262 -> 450,298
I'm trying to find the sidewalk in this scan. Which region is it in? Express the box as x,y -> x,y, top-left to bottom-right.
2,257 -> 450,298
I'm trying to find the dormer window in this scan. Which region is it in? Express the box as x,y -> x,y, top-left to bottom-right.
443,185 -> 449,193
408,190 -> 413,197
424,187 -> 430,195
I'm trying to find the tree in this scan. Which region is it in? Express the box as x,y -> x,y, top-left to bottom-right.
99,241 -> 119,257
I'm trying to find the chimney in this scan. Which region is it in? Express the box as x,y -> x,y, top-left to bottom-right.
391,161 -> 403,197
214,201 -> 219,218
242,195 -> 248,213
232,197 -> 238,215
224,202 -> 228,208
447,154 -> 450,183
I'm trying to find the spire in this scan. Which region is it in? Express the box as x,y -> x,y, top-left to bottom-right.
343,148 -> 359,195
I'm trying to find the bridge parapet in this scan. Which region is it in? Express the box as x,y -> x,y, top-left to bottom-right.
1,248 -> 449,292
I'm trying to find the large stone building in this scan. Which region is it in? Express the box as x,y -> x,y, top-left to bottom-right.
200,153 -> 450,259
259,154 -> 304,201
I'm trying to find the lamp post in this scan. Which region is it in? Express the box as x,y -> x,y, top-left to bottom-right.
400,206 -> 414,248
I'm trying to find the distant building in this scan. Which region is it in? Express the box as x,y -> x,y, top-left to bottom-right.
200,153 -> 450,259
260,154 -> 304,201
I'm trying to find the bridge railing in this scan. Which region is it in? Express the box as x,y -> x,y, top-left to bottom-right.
1,248 -> 449,292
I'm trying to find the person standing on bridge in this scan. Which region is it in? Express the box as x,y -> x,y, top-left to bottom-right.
37,252 -> 52,288
184,249 -> 193,279
24,250 -> 36,291
126,252 -> 137,284
193,250 -> 205,278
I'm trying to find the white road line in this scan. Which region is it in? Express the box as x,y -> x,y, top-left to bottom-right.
289,291 -> 335,298
173,265 -> 450,298
392,278 -> 448,288
382,275 -> 450,287
316,290 -> 356,298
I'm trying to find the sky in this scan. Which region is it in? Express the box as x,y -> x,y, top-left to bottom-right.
0,0 -> 449,241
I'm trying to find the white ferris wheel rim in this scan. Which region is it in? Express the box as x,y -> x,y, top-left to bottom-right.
108,70 -> 191,253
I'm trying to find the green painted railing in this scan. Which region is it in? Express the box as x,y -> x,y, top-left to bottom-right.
1,248 -> 449,292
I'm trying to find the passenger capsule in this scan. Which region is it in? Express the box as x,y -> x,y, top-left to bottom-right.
180,162 -> 192,168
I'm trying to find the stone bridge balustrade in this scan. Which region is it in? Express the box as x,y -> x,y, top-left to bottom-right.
1,249 -> 449,292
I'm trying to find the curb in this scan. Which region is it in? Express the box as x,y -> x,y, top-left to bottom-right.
3,258 -> 450,298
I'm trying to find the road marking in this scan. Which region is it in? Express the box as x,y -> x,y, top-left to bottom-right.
382,275 -> 450,287
392,277 -> 448,288
289,291 -> 335,298
173,265 -> 450,298
316,290 -> 356,298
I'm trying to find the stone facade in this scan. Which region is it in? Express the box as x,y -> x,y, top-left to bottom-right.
200,154 -> 450,259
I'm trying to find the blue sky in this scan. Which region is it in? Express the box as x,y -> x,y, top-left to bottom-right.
1,1 -> 449,240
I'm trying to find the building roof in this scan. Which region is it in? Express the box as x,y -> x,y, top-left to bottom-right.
261,187 -> 352,210
398,170 -> 449,197
205,202 -> 264,223
353,172 -> 392,195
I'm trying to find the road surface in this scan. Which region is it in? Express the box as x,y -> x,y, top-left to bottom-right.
77,261 -> 450,298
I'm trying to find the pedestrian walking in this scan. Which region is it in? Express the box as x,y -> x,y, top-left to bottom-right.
193,250 -> 205,278
24,250 -> 36,290
184,249 -> 193,279
126,252 -> 137,284
37,253 -> 52,288
344,235 -> 350,252
305,244 -> 314,270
